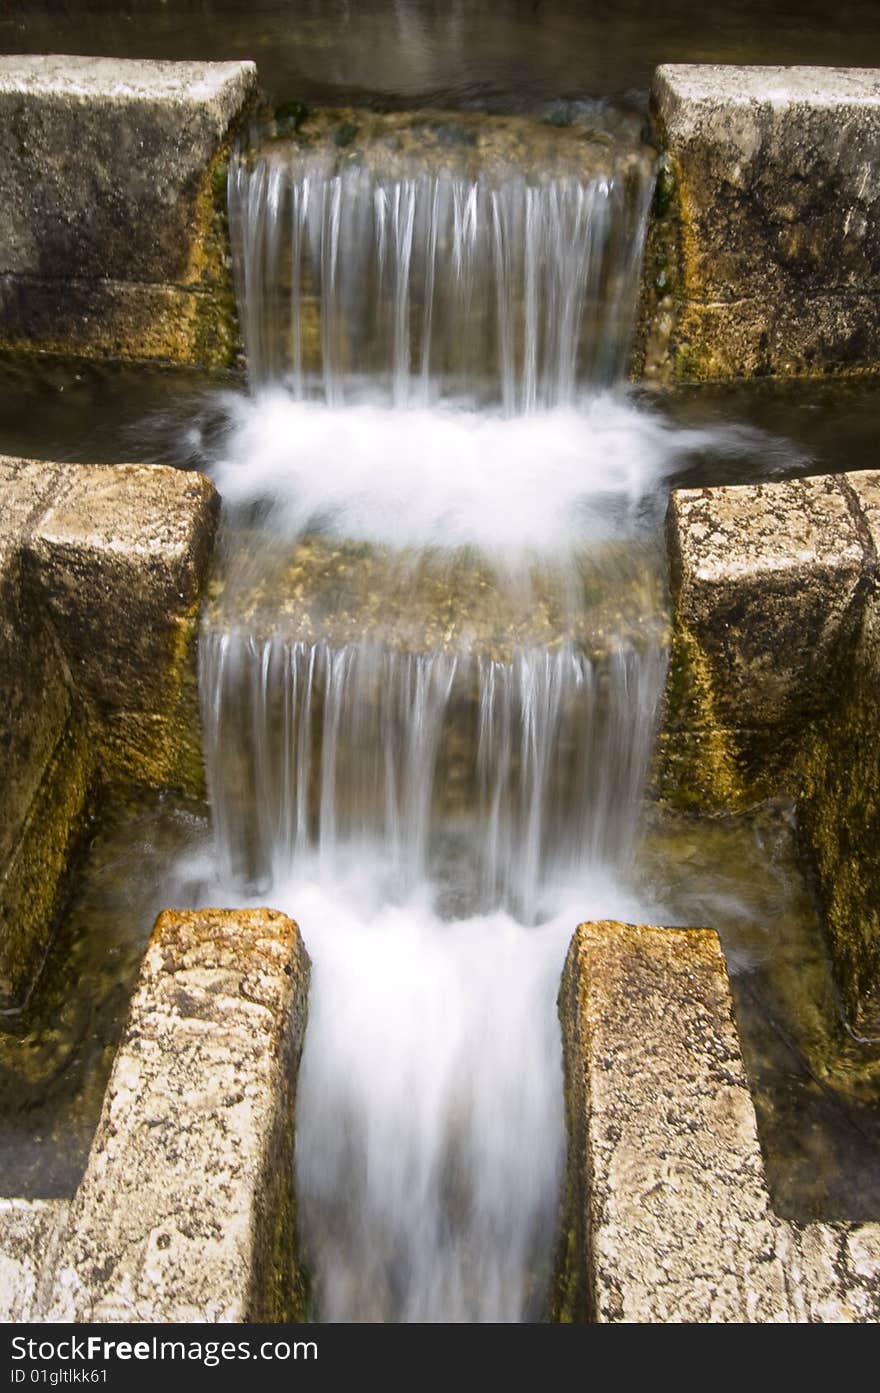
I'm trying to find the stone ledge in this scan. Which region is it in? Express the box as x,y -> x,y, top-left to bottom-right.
666,473 -> 863,733
36,907 -> 310,1323
0,909 -> 310,1323
0,55 -> 258,364
661,467 -> 880,1032
556,920 -> 880,1322
649,64 -> 880,380
0,455 -> 218,1009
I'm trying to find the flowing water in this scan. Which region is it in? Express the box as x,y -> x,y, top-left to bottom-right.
164,112 -> 764,1321
1,96 -> 878,1312
227,113 -> 655,405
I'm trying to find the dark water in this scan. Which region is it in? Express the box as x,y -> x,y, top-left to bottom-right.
2,1 -> 879,108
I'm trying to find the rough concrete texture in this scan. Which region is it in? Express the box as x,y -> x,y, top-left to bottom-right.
556,921 -> 880,1323
650,65 -> 880,380
662,473 -> 864,804
0,460 -> 96,1008
0,56 -> 258,364
0,1199 -> 69,1322
40,907 -> 310,1323
798,471 -> 880,1035
26,462 -> 219,789
661,468 -> 880,1034
0,455 -> 217,1009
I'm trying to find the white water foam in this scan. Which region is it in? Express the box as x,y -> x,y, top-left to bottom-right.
185,116 -> 810,1320
184,379 -> 810,1321
207,387 -> 782,557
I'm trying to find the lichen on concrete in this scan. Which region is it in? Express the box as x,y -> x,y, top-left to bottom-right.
24,461 -> 220,795
0,1199 -> 69,1322
651,65 -> 880,381
796,470 -> 880,1037
0,454 -> 219,1009
660,467 -> 880,1053
40,907 -> 310,1323
660,473 -> 865,810
555,919 -> 880,1322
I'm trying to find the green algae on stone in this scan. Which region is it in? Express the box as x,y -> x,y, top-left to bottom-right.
0,706 -> 96,1012
650,65 -> 880,382
653,619 -> 749,812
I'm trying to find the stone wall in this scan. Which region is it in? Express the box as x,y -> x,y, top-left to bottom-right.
1,907 -> 311,1323
0,56 -> 258,365
644,65 -> 880,381
556,920 -> 880,1322
661,469 -> 880,1038
0,455 -> 218,1011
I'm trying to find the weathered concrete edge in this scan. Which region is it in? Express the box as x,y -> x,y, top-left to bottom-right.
33,907 -> 310,1323
658,470 -> 868,807
555,920 -> 880,1323
640,63 -> 880,383
0,456 -> 219,1010
0,57 -> 260,366
659,468 -> 880,1033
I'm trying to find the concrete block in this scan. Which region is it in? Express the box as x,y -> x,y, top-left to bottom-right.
651,65 -> 880,379
0,56 -> 258,364
45,907 -> 310,1323
25,462 -> 219,791
556,920 -> 880,1322
0,1199 -> 69,1322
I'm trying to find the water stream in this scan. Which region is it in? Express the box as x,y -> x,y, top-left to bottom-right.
185,114 -> 707,1321
2,99 -> 878,1303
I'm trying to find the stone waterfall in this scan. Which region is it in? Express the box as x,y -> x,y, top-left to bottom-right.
197,112 -> 673,1320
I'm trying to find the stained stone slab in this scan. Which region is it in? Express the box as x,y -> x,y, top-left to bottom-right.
44,908 -> 310,1323
0,459 -> 95,1009
797,470 -> 880,1035
24,461 -> 219,791
29,464 -> 218,710
666,474 -> 863,732
0,1200 -> 69,1322
0,56 -> 258,364
0,455 -> 217,1008
650,65 -> 880,379
662,467 -> 880,1031
556,920 -> 880,1323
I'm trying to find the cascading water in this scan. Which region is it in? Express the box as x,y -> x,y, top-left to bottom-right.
227,111 -> 655,408
186,108 -> 760,1321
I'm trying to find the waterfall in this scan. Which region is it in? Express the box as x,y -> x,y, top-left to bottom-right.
195,108 -> 670,1321
228,134 -> 655,406
201,631 -> 667,919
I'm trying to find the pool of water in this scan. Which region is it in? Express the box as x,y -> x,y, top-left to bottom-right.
3,0 -> 879,108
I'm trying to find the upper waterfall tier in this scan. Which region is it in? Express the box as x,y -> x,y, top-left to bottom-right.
228,109 -> 656,407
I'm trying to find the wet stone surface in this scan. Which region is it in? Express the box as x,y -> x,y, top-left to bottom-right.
208,531 -> 667,663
